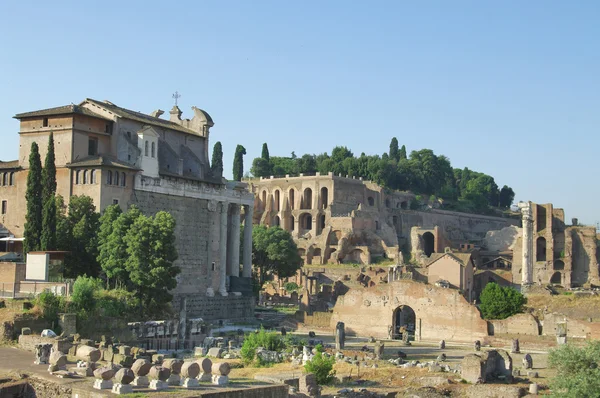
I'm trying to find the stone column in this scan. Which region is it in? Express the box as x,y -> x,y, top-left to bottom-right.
519,202 -> 533,285
218,202 -> 229,296
230,205 -> 241,278
242,205 -> 253,278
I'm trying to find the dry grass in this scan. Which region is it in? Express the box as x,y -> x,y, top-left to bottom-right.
526,293 -> 600,320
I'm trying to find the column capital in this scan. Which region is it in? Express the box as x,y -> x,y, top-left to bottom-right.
231,204 -> 241,215
220,201 -> 229,214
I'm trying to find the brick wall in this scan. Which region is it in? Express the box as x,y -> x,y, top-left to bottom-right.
302,311 -> 332,328
0,262 -> 25,284
173,295 -> 255,321
489,313 -> 540,336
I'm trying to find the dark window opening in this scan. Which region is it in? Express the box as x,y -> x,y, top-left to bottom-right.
88,137 -> 98,156
1,200 -> 7,215
112,199 -> 119,205
43,118 -> 48,127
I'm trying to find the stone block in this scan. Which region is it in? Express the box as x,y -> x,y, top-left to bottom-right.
111,383 -> 133,395
198,372 -> 212,382
207,347 -> 223,358
152,353 -> 164,364
118,345 -> 131,356
167,374 -> 181,386
113,353 -> 133,367
21,327 -> 31,335
93,379 -> 113,390
149,379 -> 169,390
212,375 -> 228,386
181,377 -> 200,388
131,376 -> 149,387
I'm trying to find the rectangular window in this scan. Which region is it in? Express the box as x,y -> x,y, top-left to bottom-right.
43,118 -> 48,127
112,199 -> 119,205
1,200 -> 6,215
105,123 -> 111,134
88,137 -> 98,156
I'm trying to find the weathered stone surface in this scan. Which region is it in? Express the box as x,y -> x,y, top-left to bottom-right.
374,341 -> 384,360
93,367 -> 115,381
180,361 -> 200,379
111,383 -> 133,395
93,379 -> 113,390
474,340 -> 481,351
197,357 -> 213,373
207,347 -> 223,358
299,373 -> 318,396
211,362 -> 231,376
438,340 -> 445,349
162,358 -> 184,374
461,354 -> 485,384
49,351 -> 67,367
118,345 -> 131,356
114,368 -> 135,385
131,358 -> 152,376
523,353 -> 533,369
75,345 -> 101,363
511,339 -> 520,353
149,365 -> 171,381
212,374 -> 229,386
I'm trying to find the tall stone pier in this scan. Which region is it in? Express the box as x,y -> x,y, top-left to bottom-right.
518,201 -> 533,285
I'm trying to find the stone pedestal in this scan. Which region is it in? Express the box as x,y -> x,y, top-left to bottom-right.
167,374 -> 181,386
212,375 -> 229,386
198,372 -> 212,382
149,380 -> 169,391
181,377 -> 200,388
112,383 -> 133,395
93,379 -> 113,390
132,376 -> 149,387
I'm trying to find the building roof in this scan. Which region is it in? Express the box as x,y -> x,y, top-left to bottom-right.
0,160 -> 19,170
426,252 -> 473,267
66,155 -> 140,171
13,104 -> 113,121
83,98 -> 203,136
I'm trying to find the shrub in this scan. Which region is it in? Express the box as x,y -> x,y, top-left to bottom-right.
304,351 -> 335,385
284,282 -> 299,293
549,341 -> 600,397
479,282 -> 525,320
240,327 -> 285,364
71,275 -> 102,313
95,289 -> 139,317
35,291 -> 65,321
315,343 -> 324,353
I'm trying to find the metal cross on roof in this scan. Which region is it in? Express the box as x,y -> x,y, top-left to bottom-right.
172,91 -> 181,106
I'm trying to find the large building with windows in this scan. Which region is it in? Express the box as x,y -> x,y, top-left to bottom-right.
0,99 -> 255,318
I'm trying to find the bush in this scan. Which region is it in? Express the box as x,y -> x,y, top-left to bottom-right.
284,282 -> 299,293
549,341 -> 600,397
479,283 -> 525,320
71,275 -> 102,313
304,351 -> 335,385
35,291 -> 66,321
95,289 -> 139,317
240,327 -> 285,364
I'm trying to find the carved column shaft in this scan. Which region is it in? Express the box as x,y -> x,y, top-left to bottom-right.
230,205 -> 241,278
219,202 -> 229,296
520,202 -> 533,285
242,205 -> 254,278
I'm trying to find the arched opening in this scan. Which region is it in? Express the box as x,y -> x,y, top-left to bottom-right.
392,305 -> 416,340
290,215 -> 295,231
313,248 -> 322,257
121,172 -> 126,186
151,142 -> 156,158
303,188 -> 313,209
114,171 -> 120,186
289,189 -> 295,210
536,237 -> 547,261
554,260 -> 565,270
320,214 -> 326,229
300,213 -> 312,230
537,205 -> 547,231
385,199 -> 390,208
273,215 -> 280,227
325,248 -> 337,263
348,249 -> 364,264
320,187 -> 328,209
144,141 -> 149,157
75,170 -> 81,184
261,191 -> 267,210
423,232 -> 435,257
83,170 -> 88,184
274,190 -> 280,211
375,220 -> 380,230
1,173 -> 6,186
9,172 -> 14,186
401,201 -> 408,210
329,230 -> 341,245
90,170 -> 96,184
106,170 -> 112,185
367,196 -> 375,206
550,272 -> 562,285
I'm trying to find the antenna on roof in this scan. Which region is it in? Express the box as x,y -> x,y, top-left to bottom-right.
172,91 -> 181,106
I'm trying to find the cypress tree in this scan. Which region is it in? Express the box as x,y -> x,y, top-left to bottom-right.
41,132 -> 56,203
40,196 -> 56,251
261,143 -> 270,162
232,144 -> 246,181
24,142 -> 43,253
211,141 -> 223,177
389,137 -> 399,161
399,144 -> 407,160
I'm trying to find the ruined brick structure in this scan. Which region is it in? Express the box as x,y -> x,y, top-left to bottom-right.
0,99 -> 255,319
249,174 -> 516,266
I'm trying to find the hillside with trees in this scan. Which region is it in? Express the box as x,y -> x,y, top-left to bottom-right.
250,139 -> 515,215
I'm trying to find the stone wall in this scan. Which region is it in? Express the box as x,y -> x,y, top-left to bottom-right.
330,280 -> 488,342
489,313 -> 539,336
301,311 -> 332,328
542,312 -> 600,340
174,295 -> 255,321
18,335 -> 71,354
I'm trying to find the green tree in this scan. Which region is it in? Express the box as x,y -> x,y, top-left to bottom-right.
124,211 -> 179,317
233,144 -> 246,181
252,225 -> 302,288
40,195 -> 57,251
389,137 -> 400,161
211,141 -> 224,177
479,282 -> 525,320
548,341 -> 600,397
498,185 -> 515,208
304,351 -> 336,384
97,204 -> 124,288
399,144 -> 407,160
261,142 -> 270,162
64,195 -> 100,278
41,133 -> 56,203
71,275 -> 102,313
24,142 -> 43,253
55,195 -> 70,251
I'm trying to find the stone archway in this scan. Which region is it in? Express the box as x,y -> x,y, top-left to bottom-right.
550,272 -> 562,285
392,305 -> 416,340
423,232 -> 435,257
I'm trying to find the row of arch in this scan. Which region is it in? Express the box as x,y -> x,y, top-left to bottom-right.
273,213 -> 326,231
144,141 -> 156,158
0,172 -> 15,186
261,187 -> 328,212
369,196 -> 409,209
75,169 -> 98,185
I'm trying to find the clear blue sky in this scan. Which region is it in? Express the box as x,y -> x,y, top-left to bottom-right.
0,1 -> 598,225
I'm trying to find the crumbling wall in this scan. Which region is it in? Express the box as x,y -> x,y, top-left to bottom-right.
489,313 -> 539,336
542,312 -> 600,340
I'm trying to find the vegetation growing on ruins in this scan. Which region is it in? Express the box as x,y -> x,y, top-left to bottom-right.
305,351 -> 336,384
233,144 -> 247,181
251,225 -> 303,290
240,327 -> 286,365
549,341 -> 600,397
479,282 -> 525,319
24,142 -> 43,253
249,138 -> 515,214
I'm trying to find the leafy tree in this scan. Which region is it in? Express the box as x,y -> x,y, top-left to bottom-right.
499,185 -> 515,208
250,142 -> 273,178
42,133 -> 56,203
304,351 -> 336,384
389,137 -> 399,161
97,204 -> 124,288
24,142 -> 43,253
549,341 -> 600,397
297,154 -> 317,174
63,195 -> 100,278
479,282 -> 525,319
252,225 -> 302,288
40,195 -> 57,251
211,141 -> 224,177
399,144 -> 407,160
55,195 -> 70,251
71,275 -> 102,313
233,144 -> 247,181
124,211 -> 179,317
